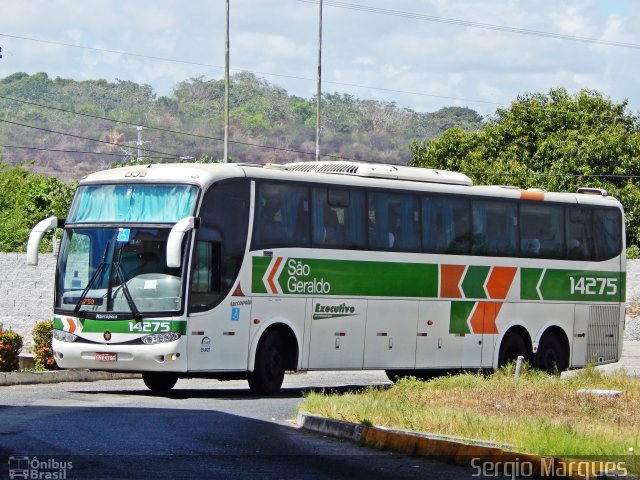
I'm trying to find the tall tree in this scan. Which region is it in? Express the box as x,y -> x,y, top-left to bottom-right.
410,88 -> 640,246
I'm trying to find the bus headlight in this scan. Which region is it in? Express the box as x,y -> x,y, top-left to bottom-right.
141,332 -> 180,344
53,330 -> 78,343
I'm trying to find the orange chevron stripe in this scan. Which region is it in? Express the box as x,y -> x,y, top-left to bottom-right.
486,266 -> 517,299
65,317 -> 76,334
440,264 -> 465,298
469,302 -> 501,334
267,257 -> 283,294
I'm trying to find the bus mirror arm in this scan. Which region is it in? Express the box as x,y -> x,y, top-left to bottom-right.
26,216 -> 59,266
166,216 -> 198,268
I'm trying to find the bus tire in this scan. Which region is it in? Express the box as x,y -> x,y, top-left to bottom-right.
248,331 -> 285,395
535,332 -> 569,374
142,372 -> 178,392
497,331 -> 528,368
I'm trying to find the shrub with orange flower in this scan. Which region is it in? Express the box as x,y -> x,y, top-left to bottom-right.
0,330 -> 23,371
32,321 -> 56,370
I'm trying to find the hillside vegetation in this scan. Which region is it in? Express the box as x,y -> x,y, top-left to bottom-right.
0,71 -> 483,180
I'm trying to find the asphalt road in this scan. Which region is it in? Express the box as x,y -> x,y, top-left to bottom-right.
0,371 -> 495,480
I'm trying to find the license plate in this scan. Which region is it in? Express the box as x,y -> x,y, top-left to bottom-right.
95,352 -> 117,362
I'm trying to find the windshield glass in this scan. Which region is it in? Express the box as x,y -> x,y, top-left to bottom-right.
56,227 -> 187,317
68,184 -> 199,223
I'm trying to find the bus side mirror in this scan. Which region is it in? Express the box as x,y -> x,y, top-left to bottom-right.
27,216 -> 59,266
166,216 -> 198,268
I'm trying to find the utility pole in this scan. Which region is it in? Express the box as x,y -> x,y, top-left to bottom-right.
223,0 -> 230,163
136,126 -> 144,160
315,0 -> 323,162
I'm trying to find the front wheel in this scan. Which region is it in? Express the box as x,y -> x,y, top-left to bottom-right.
248,331 -> 285,395
142,372 -> 178,392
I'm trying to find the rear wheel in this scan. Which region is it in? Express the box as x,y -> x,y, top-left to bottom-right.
535,333 -> 569,374
248,331 -> 285,395
497,331 -> 529,368
142,372 -> 178,392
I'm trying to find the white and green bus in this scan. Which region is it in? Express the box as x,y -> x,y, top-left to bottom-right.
27,161 -> 625,394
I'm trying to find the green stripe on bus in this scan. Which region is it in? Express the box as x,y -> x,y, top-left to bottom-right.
461,266 -> 490,299
252,256 -> 438,297
521,268 -> 544,300
54,316 -> 187,334
521,268 -> 623,302
450,301 -> 474,334
252,256 -> 271,294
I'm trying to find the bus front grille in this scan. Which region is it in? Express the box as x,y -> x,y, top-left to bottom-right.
586,305 -> 620,364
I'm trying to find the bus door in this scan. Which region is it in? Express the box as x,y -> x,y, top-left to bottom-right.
363,299 -> 417,368
308,298 -> 367,369
187,238 -> 251,371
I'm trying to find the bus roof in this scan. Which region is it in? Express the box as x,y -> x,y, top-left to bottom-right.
78,161 -> 622,209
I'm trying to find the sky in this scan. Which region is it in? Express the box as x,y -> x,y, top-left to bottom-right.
0,0 -> 638,117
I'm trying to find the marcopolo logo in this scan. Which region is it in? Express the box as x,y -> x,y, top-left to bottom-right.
313,302 -> 358,320
8,456 -> 73,479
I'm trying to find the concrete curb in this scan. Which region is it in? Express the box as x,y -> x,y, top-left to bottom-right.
0,370 -> 141,386
297,412 -> 633,479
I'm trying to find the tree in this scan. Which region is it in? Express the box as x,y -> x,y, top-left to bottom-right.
0,163 -> 76,252
410,88 -> 640,246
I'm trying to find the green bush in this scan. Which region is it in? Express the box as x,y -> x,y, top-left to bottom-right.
32,321 -> 55,370
0,330 -> 23,371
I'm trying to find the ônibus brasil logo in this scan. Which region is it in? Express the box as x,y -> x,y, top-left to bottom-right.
8,456 -> 72,479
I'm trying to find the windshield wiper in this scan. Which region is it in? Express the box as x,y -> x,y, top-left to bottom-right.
73,241 -> 110,319
112,248 -> 142,323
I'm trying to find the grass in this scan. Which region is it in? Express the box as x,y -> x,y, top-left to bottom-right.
301,364 -> 640,461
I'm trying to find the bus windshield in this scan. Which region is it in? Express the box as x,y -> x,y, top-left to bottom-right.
56,227 -> 187,317
68,184 -> 199,223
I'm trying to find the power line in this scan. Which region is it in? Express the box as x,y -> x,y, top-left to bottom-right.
296,0 -> 640,50
3,139 -> 635,180
463,171 -> 640,179
0,32 -> 568,110
0,117 -> 181,159
0,144 -> 175,160
0,94 -> 345,159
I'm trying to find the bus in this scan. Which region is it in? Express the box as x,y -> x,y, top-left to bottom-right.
26,161 -> 625,394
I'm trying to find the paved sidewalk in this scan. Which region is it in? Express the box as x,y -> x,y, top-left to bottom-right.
593,340 -> 640,376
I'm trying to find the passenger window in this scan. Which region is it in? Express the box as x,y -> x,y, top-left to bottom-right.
472,201 -> 518,256
593,208 -> 622,260
253,182 -> 310,248
312,188 -> 366,249
520,204 -> 564,258
368,192 -> 420,251
566,207 -> 593,260
422,196 -> 470,254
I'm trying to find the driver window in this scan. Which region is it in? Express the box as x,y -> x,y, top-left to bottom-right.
190,240 -> 221,311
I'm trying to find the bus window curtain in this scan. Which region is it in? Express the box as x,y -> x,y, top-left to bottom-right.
346,192 -> 366,248
70,185 -> 198,223
400,198 -> 418,249
472,203 -> 488,254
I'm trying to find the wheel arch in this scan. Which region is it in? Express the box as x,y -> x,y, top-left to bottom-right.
248,319 -> 301,372
533,323 -> 571,354
494,323 -> 534,368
